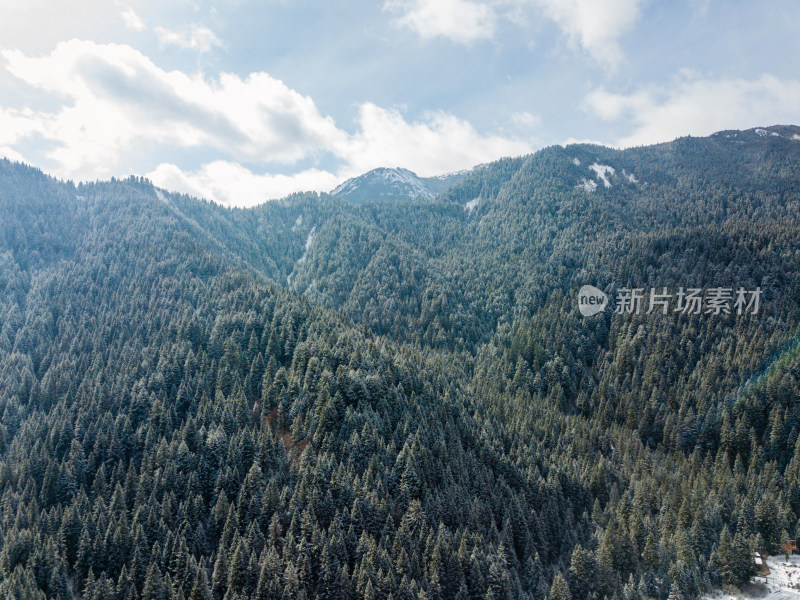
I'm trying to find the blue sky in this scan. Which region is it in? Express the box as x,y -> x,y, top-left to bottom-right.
1,0 -> 799,206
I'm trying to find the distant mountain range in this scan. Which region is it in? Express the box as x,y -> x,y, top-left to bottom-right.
330,166 -> 469,203
329,125 -> 800,206
1,125 -> 800,600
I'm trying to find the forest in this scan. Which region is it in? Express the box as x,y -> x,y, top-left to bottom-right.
1,124 -> 800,599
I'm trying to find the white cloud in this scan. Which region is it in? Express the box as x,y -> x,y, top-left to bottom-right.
585,73 -> 800,147
511,111 -> 540,128
0,1 -> 130,54
340,103 -> 532,176
0,148 -> 26,163
562,136 -> 612,147
384,0 -> 641,66
148,162 -> 341,207
155,25 -> 222,53
384,0 -> 496,43
535,0 -> 642,68
0,106 -> 45,147
1,40 -> 347,179
148,105 -> 534,205
1,40 -> 530,204
120,5 -> 146,31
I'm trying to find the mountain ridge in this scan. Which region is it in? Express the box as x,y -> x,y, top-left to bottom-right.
330,166 -> 469,204
1,124 -> 799,599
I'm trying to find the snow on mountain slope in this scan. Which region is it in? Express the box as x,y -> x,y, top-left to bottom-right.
331,167 -> 435,203
330,166 -> 468,204
704,555 -> 800,600
590,163 -> 615,188
287,225 -> 316,286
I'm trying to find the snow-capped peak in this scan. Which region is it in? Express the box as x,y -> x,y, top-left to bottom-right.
331,167 -> 436,204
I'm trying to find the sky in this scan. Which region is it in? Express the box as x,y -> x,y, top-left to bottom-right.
1,0 -> 799,207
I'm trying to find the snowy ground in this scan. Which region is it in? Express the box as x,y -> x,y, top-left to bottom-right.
704,555 -> 800,600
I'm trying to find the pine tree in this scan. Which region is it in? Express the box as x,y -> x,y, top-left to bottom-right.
189,561 -> 213,600
142,563 -> 167,600
550,572 -> 571,600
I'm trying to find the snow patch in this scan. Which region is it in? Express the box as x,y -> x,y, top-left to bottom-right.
576,178 -> 597,193
703,554 -> 800,600
755,128 -> 768,137
155,189 -> 168,204
590,163 -> 615,188
299,226 -> 316,262
792,134 -> 800,141
572,158 -> 581,166
762,555 -> 800,596
622,169 -> 638,184
464,198 -> 480,216
287,226 -> 317,286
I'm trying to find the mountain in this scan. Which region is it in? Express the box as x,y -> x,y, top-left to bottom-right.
330,166 -> 468,203
1,125 -> 799,600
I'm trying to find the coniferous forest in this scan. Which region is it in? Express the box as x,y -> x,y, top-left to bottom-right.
2,125 -> 800,599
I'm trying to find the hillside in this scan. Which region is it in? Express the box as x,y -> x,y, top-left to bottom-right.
0,126 -> 799,599
330,167 -> 468,204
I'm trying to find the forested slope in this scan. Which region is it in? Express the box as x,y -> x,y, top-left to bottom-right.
1,126 -> 800,599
